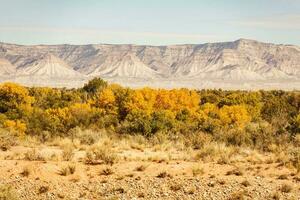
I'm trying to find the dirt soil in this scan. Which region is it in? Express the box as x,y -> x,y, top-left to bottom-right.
0,146 -> 299,200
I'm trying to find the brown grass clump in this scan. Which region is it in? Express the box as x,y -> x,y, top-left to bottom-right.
20,166 -> 30,177
170,183 -> 182,191
0,130 -> 17,151
241,180 -> 251,187
226,168 -> 243,176
100,167 -> 114,176
24,149 -> 45,161
192,165 -> 205,176
61,145 -> 74,161
280,184 -> 293,193
271,192 -> 280,200
0,184 -> 18,200
85,142 -> 118,165
277,174 -> 288,180
185,132 -> 212,150
135,164 -> 147,172
38,185 -> 49,194
156,171 -> 172,178
58,164 -> 76,176
137,192 -> 145,198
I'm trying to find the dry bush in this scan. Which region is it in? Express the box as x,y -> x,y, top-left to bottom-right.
20,166 -> 30,177
85,141 -> 118,165
226,168 -> 244,176
137,192 -> 145,198
58,164 -> 76,176
184,132 -> 212,150
61,145 -> 74,161
38,185 -> 49,194
0,130 -> 17,151
156,171 -> 172,178
280,184 -> 293,193
113,187 -> 125,194
170,183 -> 182,191
148,154 -> 169,163
135,164 -> 147,172
241,180 -> 251,187
278,174 -> 288,180
100,167 -> 114,176
194,142 -> 237,162
74,128 -> 104,145
0,184 -> 18,200
24,149 -> 45,161
271,192 -> 280,200
192,165 -> 205,176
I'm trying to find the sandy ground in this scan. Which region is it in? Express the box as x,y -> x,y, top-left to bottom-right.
0,146 -> 299,200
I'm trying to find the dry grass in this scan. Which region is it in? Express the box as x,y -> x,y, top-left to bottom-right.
280,183 -> 293,193
135,164 -> 147,172
156,171 -> 172,178
85,142 -> 118,165
100,167 -> 114,176
226,168 -> 244,176
38,185 -> 49,194
241,180 -> 251,187
61,145 -> 74,161
278,174 -> 288,180
0,130 -> 17,151
24,149 -> 45,161
58,164 -> 76,176
170,183 -> 182,191
192,165 -> 205,176
20,166 -> 30,177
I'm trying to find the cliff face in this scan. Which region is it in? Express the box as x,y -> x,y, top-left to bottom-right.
0,39 -> 299,89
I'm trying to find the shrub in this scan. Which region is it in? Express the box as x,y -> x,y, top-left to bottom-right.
192,165 -> 205,176
135,165 -> 147,172
0,129 -> 17,151
85,142 -> 118,165
100,167 -> 114,176
24,149 -> 45,161
280,184 -> 293,193
61,145 -> 74,161
156,171 -> 172,178
58,164 -> 76,176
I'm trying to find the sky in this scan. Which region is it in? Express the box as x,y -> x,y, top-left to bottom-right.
0,0 -> 299,45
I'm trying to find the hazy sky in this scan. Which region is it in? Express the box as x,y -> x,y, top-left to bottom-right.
0,0 -> 299,45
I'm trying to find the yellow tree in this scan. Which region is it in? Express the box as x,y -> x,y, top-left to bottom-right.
219,105 -> 251,128
0,82 -> 34,119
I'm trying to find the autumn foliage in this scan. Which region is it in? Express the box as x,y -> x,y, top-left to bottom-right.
0,78 -> 299,148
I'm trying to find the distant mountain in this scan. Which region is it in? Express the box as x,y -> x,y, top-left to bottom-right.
0,39 -> 299,90
16,54 -> 83,78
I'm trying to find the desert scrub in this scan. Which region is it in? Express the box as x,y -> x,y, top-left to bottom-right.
24,148 -> 45,161
58,164 -> 76,176
20,166 -> 30,177
0,184 -> 18,200
194,142 -> 237,162
72,128 -> 104,145
184,132 -> 212,150
61,145 -> 74,161
100,167 -> 114,176
0,129 -> 17,151
135,164 -> 148,172
156,171 -> 172,178
85,141 -> 118,165
280,184 -> 293,193
192,165 -> 205,176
